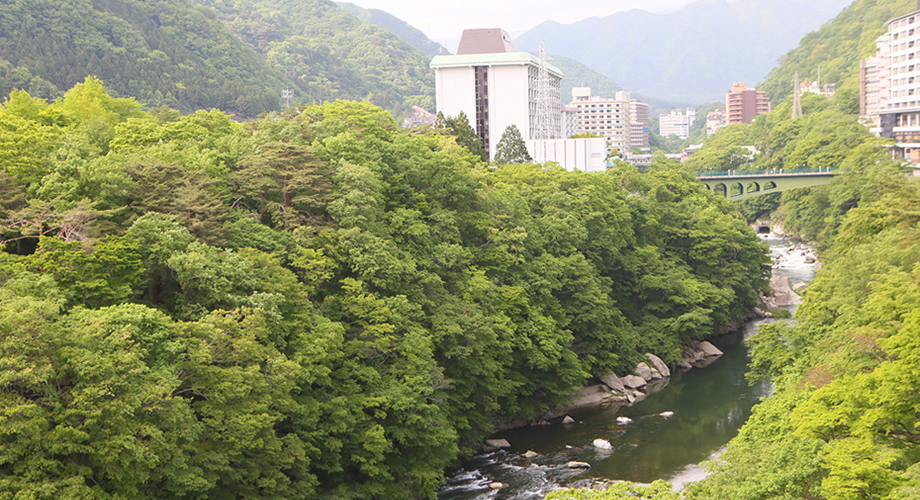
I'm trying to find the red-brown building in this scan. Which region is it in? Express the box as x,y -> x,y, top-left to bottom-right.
725,82 -> 771,124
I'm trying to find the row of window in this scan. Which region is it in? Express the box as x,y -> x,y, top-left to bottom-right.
890,16 -> 916,31
891,28 -> 915,40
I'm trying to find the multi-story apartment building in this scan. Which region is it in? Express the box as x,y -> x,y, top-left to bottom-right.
562,106 -> 579,138
706,109 -> 726,136
725,82 -> 770,125
861,4 -> 920,158
430,28 -> 563,159
568,87 -> 648,155
625,93 -> 650,149
659,108 -> 696,139
860,33 -> 891,132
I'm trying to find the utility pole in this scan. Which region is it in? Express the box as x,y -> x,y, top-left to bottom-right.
792,72 -> 803,119
281,89 -> 293,109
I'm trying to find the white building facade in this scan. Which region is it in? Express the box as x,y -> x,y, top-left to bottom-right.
860,5 -> 920,161
568,87 -> 648,155
430,29 -> 563,160
659,108 -> 696,140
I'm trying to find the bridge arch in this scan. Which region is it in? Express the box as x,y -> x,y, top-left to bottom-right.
713,183 -> 727,197
764,181 -> 777,191
730,182 -> 744,197
747,181 -> 760,193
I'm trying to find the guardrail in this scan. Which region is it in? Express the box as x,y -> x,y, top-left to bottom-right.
695,167 -> 837,177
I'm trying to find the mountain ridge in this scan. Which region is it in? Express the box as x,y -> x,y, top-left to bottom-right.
514,0 -> 853,103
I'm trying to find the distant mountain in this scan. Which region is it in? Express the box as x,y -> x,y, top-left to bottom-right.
514,0 -> 853,104
549,54 -> 688,113
337,2 -> 450,57
759,0 -> 915,105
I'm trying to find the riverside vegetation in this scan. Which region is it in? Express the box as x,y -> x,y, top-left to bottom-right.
0,79 -> 770,499
549,1 -> 920,497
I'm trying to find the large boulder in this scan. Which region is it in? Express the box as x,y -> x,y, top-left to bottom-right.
645,353 -> 671,378
697,341 -> 723,357
635,362 -> 653,381
621,374 -> 647,389
485,439 -> 511,448
769,275 -> 802,306
600,372 -> 626,392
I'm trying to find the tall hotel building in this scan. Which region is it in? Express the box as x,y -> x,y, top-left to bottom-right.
861,2 -> 920,156
430,29 -> 563,160
725,82 -> 771,125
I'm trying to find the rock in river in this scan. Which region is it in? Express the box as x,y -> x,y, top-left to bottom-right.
645,353 -> 671,378
485,439 -> 510,448
621,374 -> 647,389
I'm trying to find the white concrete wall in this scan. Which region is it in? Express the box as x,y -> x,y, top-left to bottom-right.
434,66 -> 476,128
488,64 -> 532,160
527,138 -> 607,172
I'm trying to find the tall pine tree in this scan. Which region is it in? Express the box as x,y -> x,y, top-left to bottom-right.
493,124 -> 532,164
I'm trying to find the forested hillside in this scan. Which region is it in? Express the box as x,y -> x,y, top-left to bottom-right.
678,2 -> 920,493
0,81 -> 769,498
685,119 -> 920,500
190,0 -> 436,116
0,0 -> 438,118
337,1 -> 449,58
759,0 -> 916,105
0,0 -> 290,116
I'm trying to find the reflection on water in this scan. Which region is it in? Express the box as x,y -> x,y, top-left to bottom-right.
438,234 -> 809,499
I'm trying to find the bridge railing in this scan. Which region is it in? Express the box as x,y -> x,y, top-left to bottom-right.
695,166 -> 836,177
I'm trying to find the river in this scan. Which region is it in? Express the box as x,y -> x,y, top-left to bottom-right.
437,233 -> 815,499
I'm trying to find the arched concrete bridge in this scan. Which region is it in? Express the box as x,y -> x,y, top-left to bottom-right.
696,168 -> 837,201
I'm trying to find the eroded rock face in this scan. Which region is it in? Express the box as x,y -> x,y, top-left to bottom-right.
621,374 -> 647,389
635,362 -> 653,381
645,353 -> 671,378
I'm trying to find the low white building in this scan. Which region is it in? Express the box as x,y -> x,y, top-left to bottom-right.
527,137 -> 608,172
659,108 -> 696,140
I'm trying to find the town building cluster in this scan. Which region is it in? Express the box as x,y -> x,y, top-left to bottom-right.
425,27 -> 778,170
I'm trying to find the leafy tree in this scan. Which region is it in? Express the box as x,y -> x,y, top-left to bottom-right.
493,124 -> 532,164
440,111 -> 487,161
547,480 -> 681,499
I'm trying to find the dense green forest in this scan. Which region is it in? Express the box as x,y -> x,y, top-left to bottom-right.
0,80 -> 769,498
0,0 -> 437,119
193,0 -> 436,116
0,0 -> 290,116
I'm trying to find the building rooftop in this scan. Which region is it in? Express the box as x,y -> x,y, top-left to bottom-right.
430,52 -> 563,77
457,29 -> 515,55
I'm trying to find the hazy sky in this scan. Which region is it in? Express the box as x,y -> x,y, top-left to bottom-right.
347,0 -> 696,42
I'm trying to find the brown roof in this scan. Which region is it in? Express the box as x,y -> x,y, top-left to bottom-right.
456,29 -> 515,55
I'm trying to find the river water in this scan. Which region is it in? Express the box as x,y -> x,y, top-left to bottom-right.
437,234 -> 815,499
